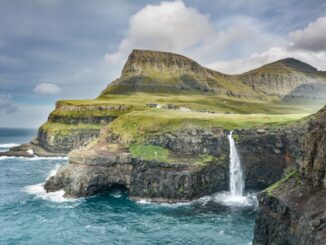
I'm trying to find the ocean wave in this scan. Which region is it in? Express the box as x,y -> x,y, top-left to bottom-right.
0,143 -> 19,148
25,156 -> 68,161
24,183 -> 69,203
46,164 -> 61,179
23,164 -> 78,203
0,155 -> 68,161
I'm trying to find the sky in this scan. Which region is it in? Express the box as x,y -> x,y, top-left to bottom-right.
1,0 -> 326,128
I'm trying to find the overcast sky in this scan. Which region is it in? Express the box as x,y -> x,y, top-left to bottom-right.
1,0 -> 326,128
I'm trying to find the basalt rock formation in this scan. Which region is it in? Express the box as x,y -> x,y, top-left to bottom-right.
44,123 -> 305,202
253,107 -> 326,245
44,142 -> 229,202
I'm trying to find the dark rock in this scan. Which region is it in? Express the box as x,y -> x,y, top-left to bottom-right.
253,106 -> 326,245
44,145 -> 228,201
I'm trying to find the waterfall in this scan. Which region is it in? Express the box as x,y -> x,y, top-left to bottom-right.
228,130 -> 244,197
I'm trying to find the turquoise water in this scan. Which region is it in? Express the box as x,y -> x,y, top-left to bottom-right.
0,128 -> 257,245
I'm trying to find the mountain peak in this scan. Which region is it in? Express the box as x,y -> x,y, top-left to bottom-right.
273,57 -> 317,72
121,49 -> 204,77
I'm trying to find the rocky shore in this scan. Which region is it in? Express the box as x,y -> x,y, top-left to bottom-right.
253,107 -> 326,245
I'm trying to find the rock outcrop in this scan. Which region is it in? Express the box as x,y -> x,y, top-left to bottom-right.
253,107 -> 326,245
44,124 -> 303,201
44,142 -> 229,202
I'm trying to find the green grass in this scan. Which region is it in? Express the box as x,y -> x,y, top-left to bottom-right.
129,144 -> 169,162
194,154 -> 227,166
107,109 -> 307,143
50,109 -> 128,118
54,91 -> 319,120
265,170 -> 301,196
128,144 -> 224,166
101,65 -> 261,98
40,122 -> 102,136
96,93 -> 315,114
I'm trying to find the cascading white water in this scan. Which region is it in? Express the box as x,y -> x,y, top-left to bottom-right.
228,130 -> 244,197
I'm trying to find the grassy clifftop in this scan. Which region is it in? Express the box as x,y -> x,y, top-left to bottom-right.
107,109 -> 306,143
35,49 -> 325,154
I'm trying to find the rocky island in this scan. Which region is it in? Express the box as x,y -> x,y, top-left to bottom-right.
3,49 -> 326,244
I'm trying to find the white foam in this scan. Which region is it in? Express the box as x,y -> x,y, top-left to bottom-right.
136,199 -> 152,204
111,192 -> 122,198
0,143 -> 19,148
136,198 -> 191,207
160,202 -> 191,207
197,191 -> 258,207
23,164 -> 76,203
25,156 -> 68,161
0,155 -> 68,161
26,149 -> 34,155
24,183 -> 70,203
0,156 -> 15,160
46,164 -> 61,179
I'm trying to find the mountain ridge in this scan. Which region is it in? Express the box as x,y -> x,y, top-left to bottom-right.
101,49 -> 326,102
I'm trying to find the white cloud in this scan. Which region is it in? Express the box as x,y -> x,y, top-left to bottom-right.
105,1 -> 326,76
0,95 -> 18,114
105,0 -> 212,72
104,0 -> 283,76
34,83 -> 61,95
209,16 -> 326,74
209,47 -> 326,74
290,16 -> 326,51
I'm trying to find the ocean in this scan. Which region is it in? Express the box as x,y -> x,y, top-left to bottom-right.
0,128 -> 257,245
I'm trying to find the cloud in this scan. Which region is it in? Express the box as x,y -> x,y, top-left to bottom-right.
290,16 -> 326,51
105,1 -> 212,70
209,47 -> 326,74
0,95 -> 18,114
34,83 -> 61,95
104,0 -> 284,75
104,1 -> 326,75
209,16 -> 326,74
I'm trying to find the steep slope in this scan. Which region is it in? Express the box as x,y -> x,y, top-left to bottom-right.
253,106 -> 326,245
100,49 -> 260,98
239,58 -> 326,101
101,50 -> 326,104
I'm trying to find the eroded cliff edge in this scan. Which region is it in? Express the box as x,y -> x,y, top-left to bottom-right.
43,122 -> 305,202
253,106 -> 326,245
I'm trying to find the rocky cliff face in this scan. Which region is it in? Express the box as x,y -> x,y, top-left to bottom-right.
44,142 -> 229,202
253,107 -> 326,245
100,49 -> 260,97
44,124 -> 303,201
32,103 -> 129,154
102,50 -> 326,102
235,125 -> 305,189
121,49 -> 209,78
36,126 -> 100,153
